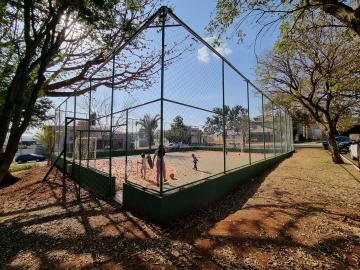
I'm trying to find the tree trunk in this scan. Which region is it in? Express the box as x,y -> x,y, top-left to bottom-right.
0,77 -> 44,184
326,125 -> 343,164
0,128 -> 24,183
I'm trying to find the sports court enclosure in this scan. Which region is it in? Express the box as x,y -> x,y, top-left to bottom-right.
50,6 -> 294,220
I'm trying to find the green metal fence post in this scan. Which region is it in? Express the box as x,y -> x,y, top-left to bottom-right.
290,117 -> 294,151
246,81 -> 251,164
109,55 -> 115,181
159,7 -> 166,196
58,108 -> 61,154
279,109 -> 283,153
52,108 -> 57,158
222,60 -> 226,173
284,112 -> 288,152
262,94 -> 266,160
79,130 -> 82,166
73,91 -> 77,166
87,80 -> 92,168
63,100 -> 68,177
125,109 -> 129,182
272,102 -> 276,156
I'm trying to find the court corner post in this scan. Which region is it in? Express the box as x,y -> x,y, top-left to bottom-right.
159,6 -> 167,196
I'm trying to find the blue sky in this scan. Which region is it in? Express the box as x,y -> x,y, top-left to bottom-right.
170,0 -> 279,81
24,0 -> 280,139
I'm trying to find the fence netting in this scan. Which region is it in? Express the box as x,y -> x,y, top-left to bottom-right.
53,7 -> 294,195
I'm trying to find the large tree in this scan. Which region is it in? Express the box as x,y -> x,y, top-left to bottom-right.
208,1 -> 360,42
256,11 -> 360,163
165,115 -> 192,144
0,0 -> 160,183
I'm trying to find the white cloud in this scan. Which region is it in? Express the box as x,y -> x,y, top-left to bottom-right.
197,46 -> 210,63
197,37 -> 232,64
213,44 -> 232,58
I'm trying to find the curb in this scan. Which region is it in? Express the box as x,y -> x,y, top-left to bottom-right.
341,154 -> 360,172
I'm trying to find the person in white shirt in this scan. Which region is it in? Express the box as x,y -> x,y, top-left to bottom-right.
139,153 -> 147,179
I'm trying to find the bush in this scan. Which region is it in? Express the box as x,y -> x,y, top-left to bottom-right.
9,163 -> 41,173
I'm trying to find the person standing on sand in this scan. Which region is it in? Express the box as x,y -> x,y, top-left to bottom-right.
153,145 -> 167,186
147,153 -> 153,169
138,153 -> 147,179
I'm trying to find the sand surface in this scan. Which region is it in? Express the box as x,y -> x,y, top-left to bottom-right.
87,150 -> 272,191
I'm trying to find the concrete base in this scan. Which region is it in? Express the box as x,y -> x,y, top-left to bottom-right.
123,151 -> 293,223
52,155 -> 115,197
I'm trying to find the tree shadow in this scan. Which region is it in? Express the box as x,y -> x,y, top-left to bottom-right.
165,162 -> 280,231
0,174 -> 20,189
1,160 -> 359,269
339,164 -> 360,185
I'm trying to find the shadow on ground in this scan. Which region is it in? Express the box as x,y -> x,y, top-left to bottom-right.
0,149 -> 359,269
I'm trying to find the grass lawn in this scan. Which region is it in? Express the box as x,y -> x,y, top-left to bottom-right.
9,163 -> 44,173
0,148 -> 359,269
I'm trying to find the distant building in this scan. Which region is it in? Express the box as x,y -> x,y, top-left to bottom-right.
54,125 -> 135,154
250,115 -> 274,142
190,127 -> 203,145
294,123 -> 321,141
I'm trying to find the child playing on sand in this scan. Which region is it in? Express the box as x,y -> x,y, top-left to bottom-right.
192,153 -> 198,171
147,153 -> 153,169
138,153 -> 147,179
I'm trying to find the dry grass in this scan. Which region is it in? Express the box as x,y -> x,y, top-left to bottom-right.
0,148 -> 359,269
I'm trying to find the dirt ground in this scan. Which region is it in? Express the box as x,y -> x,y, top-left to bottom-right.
0,148 -> 359,269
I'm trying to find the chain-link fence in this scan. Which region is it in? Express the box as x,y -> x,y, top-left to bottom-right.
53,6 -> 294,196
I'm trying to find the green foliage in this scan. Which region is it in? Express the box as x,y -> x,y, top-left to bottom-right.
165,116 -> 192,143
136,114 -> 160,149
256,10 -> 360,163
34,125 -> 54,152
204,105 -> 248,136
208,0 -> 360,43
31,98 -> 54,127
336,112 -> 356,133
0,0 -> 157,181
34,124 -> 55,163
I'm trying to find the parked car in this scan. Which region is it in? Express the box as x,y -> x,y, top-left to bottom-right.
322,135 -> 354,153
349,142 -> 358,160
15,153 -> 46,164
165,143 -> 180,151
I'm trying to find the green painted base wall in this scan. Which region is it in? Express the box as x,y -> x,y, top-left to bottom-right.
123,151 -> 293,223
51,155 -> 115,197
72,164 -> 115,197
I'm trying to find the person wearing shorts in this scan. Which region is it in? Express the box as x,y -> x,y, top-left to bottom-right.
139,153 -> 147,179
